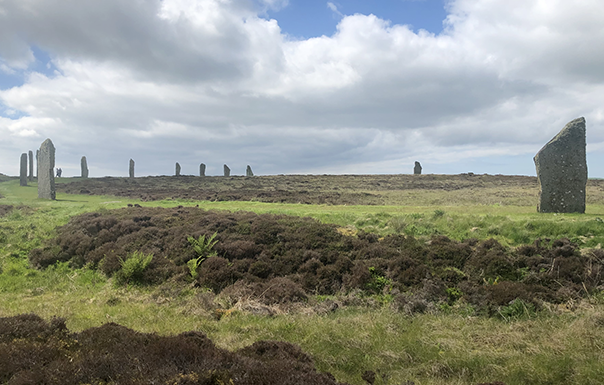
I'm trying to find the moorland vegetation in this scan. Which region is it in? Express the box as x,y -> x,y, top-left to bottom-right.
57,173 -> 543,206
28,206 -> 604,316
2,174 -> 604,384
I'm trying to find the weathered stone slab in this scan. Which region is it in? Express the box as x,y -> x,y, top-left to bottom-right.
223,164 -> 230,177
534,117 -> 587,213
35,150 -> 39,178
28,151 -> 33,181
129,159 -> 135,179
175,162 -> 181,176
414,161 -> 422,175
38,139 -> 56,200
81,156 -> 89,178
20,153 -> 28,186
200,163 -> 206,177
246,165 -> 254,177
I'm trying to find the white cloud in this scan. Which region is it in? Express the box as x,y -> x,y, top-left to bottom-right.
445,0 -> 604,83
327,2 -> 344,17
1,0 -> 604,177
257,0 -> 289,12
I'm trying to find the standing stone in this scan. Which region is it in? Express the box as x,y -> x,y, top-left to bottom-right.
413,161 -> 422,175
175,162 -> 181,176
129,159 -> 135,179
534,117 -> 587,213
28,151 -> 33,181
38,139 -> 56,200
20,153 -> 28,186
35,150 -> 39,178
81,156 -> 89,178
223,164 -> 230,177
200,163 -> 206,177
246,165 -> 254,177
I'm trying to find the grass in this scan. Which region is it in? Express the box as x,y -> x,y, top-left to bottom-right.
144,201 -> 604,248
3,176 -> 604,384
2,267 -> 604,384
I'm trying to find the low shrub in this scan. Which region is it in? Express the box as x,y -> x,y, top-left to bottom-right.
0,204 -> 13,217
186,232 -> 218,279
497,299 -> 537,321
27,207 -> 604,312
114,251 -> 154,286
0,313 -> 346,385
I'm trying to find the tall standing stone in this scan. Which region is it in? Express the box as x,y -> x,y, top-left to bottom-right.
35,150 -> 39,178
223,164 -> 230,177
28,151 -> 33,181
81,156 -> 89,178
129,159 -> 135,179
20,153 -> 28,186
413,161 -> 422,175
175,162 -> 181,176
246,165 -> 254,177
534,117 -> 587,213
200,163 -> 206,177
38,139 -> 56,200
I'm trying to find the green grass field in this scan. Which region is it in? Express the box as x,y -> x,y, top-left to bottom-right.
2,176 -> 604,385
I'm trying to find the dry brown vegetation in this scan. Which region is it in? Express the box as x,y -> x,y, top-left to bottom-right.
54,174 -> 539,206
29,206 -> 604,315
0,313 -> 348,385
55,173 -> 604,207
0,205 -> 12,217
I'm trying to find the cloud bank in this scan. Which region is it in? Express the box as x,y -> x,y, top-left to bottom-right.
1,0 -> 604,177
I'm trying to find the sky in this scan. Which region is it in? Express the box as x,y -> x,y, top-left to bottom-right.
1,0 -> 604,178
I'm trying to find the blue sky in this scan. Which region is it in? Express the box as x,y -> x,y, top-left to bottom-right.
0,47 -> 58,92
264,0 -> 448,38
1,0 -> 604,178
